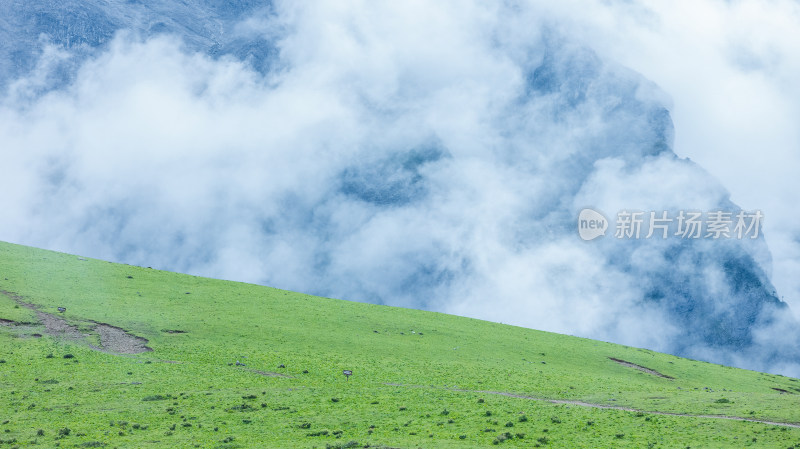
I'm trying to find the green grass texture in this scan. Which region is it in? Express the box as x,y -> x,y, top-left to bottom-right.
1,240 -> 799,448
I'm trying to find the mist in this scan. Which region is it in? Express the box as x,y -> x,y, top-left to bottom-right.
1,0 -> 798,375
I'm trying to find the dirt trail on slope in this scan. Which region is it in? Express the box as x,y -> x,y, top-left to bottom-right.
609,357 -> 674,379
1,290 -> 151,355
383,383 -> 800,429
33,309 -> 88,342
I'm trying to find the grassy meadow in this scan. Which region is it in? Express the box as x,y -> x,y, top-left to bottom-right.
1,241 -> 800,448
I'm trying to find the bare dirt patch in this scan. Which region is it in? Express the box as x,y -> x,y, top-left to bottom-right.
609,357 -> 674,379
33,309 -> 89,342
0,290 -> 24,301
91,322 -> 152,354
1,290 -> 152,355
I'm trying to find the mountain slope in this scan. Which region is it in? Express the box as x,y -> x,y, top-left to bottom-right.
1,240 -> 799,448
0,0 -> 273,88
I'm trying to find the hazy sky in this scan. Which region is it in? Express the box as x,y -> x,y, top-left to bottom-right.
1,0 -> 799,374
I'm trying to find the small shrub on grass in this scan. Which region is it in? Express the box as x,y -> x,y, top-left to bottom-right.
57,427 -> 70,437
63,354 -> 74,359
330,398 -> 340,403
505,421 -> 514,427
142,395 -> 168,401
518,415 -> 528,422
550,416 -> 561,424
715,398 -> 731,403
493,432 -> 514,444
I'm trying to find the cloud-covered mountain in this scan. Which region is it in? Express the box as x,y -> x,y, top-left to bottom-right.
1,0 -> 798,374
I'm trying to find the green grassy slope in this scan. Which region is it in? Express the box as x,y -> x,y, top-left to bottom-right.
1,240 -> 799,448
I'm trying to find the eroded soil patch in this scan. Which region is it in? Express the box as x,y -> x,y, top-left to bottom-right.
92,322 -> 152,354
1,290 -> 151,355
33,309 -> 89,342
609,357 -> 675,379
